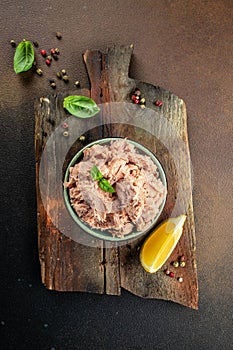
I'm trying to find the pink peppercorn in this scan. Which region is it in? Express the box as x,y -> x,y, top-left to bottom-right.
40,49 -> 47,57
155,100 -> 163,107
45,59 -> 51,66
62,123 -> 68,129
169,272 -> 175,278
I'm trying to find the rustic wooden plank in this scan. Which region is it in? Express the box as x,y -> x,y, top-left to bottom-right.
83,45 -> 198,308
35,92 -> 105,293
35,44 -> 198,308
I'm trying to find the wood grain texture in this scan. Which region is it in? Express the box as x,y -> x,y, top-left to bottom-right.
35,45 -> 198,308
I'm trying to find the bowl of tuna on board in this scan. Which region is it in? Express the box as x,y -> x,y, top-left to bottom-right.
63,138 -> 167,242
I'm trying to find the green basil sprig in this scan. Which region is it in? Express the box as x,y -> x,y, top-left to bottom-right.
90,165 -> 115,193
14,40 -> 35,74
63,96 -> 100,118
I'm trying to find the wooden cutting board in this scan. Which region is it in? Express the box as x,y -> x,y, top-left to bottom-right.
35,45 -> 198,309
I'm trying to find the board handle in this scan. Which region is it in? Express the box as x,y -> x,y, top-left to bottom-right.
83,44 -> 135,103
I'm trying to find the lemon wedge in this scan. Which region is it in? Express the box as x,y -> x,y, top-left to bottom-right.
140,215 -> 187,273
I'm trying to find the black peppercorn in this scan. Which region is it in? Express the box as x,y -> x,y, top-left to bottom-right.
33,41 -> 39,48
10,40 -> 16,47
56,32 -> 62,39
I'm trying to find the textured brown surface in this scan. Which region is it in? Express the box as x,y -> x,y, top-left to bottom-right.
0,0 -> 232,349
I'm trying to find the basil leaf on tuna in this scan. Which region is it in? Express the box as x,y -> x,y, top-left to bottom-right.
14,40 -> 35,74
90,165 -> 103,181
98,178 -> 115,193
90,165 -> 115,193
63,96 -> 100,118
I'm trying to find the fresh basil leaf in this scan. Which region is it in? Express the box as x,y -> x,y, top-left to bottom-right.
14,41 -> 35,74
90,165 -> 103,181
63,96 -> 100,118
98,178 -> 115,193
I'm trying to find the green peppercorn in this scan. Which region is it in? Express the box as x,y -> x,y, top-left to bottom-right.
50,82 -> 56,89
172,261 -> 179,268
140,104 -> 146,109
55,48 -> 60,54
74,81 -> 80,87
36,68 -> 43,76
47,55 -> 52,61
56,72 -> 62,79
61,69 -> 66,75
79,135 -> 85,141
62,75 -> 69,83
140,97 -> 146,104
180,261 -> 186,268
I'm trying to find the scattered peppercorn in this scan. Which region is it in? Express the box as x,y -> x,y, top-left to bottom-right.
164,268 -> 170,275
172,261 -> 179,268
169,272 -> 175,278
74,81 -> 80,87
140,97 -> 146,104
51,48 -> 56,55
50,82 -> 56,89
178,277 -> 183,283
155,100 -> 163,107
56,72 -> 62,79
63,131 -> 69,137
46,55 -> 52,61
180,261 -> 186,268
55,48 -> 60,55
79,135 -> 85,141
10,40 -> 16,47
134,88 -> 141,96
180,255 -> 186,262
36,68 -> 43,76
33,41 -> 39,48
40,49 -> 47,57
56,32 -> 62,39
140,104 -> 146,109
62,75 -> 69,82
45,59 -> 51,66
53,54 -> 58,61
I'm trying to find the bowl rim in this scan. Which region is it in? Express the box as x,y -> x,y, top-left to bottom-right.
63,137 -> 167,242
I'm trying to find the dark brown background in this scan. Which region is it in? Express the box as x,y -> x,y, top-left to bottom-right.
0,1 -> 232,349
